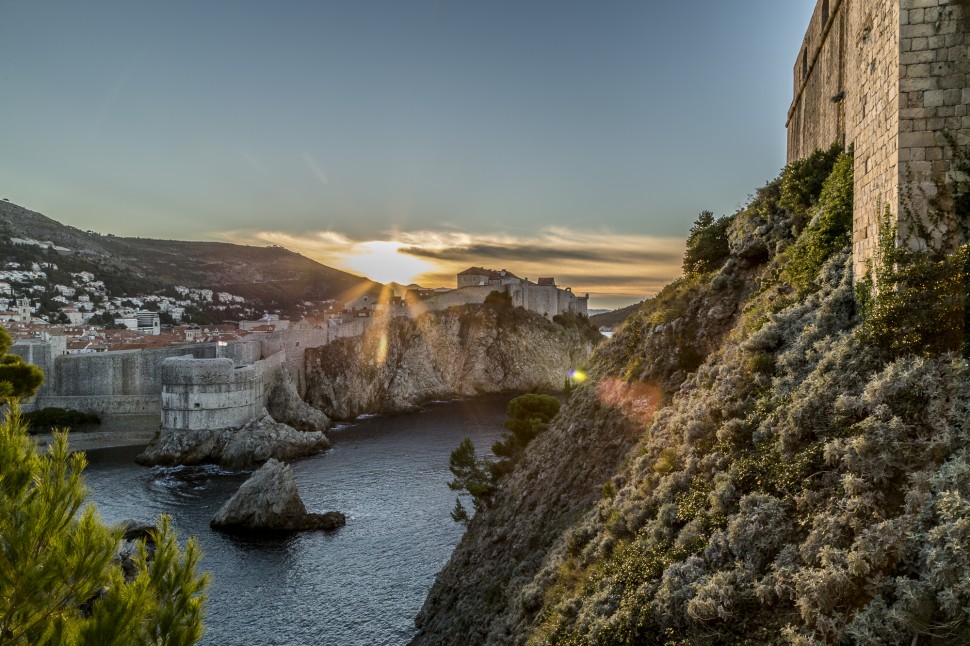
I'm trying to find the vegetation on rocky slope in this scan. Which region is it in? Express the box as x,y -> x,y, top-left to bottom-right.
414,148 -> 970,645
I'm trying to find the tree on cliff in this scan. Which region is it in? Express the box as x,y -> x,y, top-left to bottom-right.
449,394 -> 561,523
0,326 -> 209,644
491,394 -> 561,461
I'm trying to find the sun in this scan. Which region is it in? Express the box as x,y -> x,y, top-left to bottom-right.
342,241 -> 434,285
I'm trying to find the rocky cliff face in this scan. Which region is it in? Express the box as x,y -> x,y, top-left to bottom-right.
412,154 -> 970,644
304,306 -> 596,420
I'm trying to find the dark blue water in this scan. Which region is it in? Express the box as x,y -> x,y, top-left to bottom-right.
82,396 -> 511,646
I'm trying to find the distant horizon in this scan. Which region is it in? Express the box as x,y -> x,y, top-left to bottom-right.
1,1 -> 816,310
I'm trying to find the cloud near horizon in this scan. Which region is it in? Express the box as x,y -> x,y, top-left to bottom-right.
218,226 -> 685,310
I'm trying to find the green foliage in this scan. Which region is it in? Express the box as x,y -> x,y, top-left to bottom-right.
858,214 -> 968,358
492,394 -> 561,459
448,437 -> 497,522
783,153 -> 854,295
0,327 -> 44,399
0,404 -> 208,644
779,143 -> 843,233
552,313 -> 603,345
23,407 -> 101,434
448,395 -> 561,524
682,210 -> 732,275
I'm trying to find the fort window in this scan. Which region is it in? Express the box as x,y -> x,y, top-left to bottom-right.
821,0 -> 829,25
802,48 -> 808,79
194,403 -> 201,408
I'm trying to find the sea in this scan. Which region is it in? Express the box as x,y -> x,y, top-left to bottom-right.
82,396 -> 511,646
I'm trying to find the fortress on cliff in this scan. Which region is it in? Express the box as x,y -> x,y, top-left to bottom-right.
788,0 -> 970,278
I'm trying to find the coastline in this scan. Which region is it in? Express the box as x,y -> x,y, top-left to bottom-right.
34,428 -> 156,452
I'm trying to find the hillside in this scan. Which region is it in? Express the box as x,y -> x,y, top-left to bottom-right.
412,149 -> 970,644
0,200 -> 378,315
589,301 -> 645,330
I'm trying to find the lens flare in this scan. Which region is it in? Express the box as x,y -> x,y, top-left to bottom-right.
376,334 -> 389,365
569,369 -> 587,384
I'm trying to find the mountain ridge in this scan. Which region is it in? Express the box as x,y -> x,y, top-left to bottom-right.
0,199 -> 379,314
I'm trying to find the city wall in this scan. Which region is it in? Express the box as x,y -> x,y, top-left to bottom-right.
11,292 -> 584,434
408,284 -> 589,320
11,321 -> 382,429
160,353 -> 283,430
788,0 -> 970,278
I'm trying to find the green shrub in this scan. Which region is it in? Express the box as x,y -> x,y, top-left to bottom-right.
858,214 -> 968,358
682,210 -> 732,275
0,405 -> 208,644
24,407 -> 101,433
783,152 -> 854,294
779,143 -> 843,233
0,327 -> 44,399
492,394 -> 561,459
553,312 -> 604,345
449,394 -> 561,524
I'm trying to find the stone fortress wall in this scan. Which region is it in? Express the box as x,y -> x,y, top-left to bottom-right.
10,271 -> 588,434
160,353 -> 283,431
409,283 -> 588,320
11,326 -> 338,430
787,0 -> 970,278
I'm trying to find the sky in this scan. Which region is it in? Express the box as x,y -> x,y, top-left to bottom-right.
0,1 -> 815,309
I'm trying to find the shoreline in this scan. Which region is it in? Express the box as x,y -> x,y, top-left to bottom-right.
34,429 -> 156,453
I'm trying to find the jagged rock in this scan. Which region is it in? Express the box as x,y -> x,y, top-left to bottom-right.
210,459 -> 346,533
119,519 -> 156,542
220,411 -> 330,470
136,409 -> 330,469
136,428 -> 222,467
305,306 -> 595,420
115,520 -> 157,583
267,370 -> 332,433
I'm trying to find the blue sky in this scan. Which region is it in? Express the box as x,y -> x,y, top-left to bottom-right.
0,1 -> 815,308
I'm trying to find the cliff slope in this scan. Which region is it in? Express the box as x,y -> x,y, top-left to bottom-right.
413,150 -> 970,644
304,305 -> 598,420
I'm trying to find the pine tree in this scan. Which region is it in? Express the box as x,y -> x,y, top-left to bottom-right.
0,327 -> 44,399
0,326 -> 208,644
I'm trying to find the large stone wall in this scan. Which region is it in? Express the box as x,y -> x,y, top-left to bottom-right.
787,0 -> 970,279
10,336 -> 65,400
13,327 -> 328,424
160,353 -> 283,431
896,0 -> 970,252
409,284 -> 589,320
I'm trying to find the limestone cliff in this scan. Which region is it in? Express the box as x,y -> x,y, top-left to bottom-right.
304,305 -> 597,420
411,152 -> 970,644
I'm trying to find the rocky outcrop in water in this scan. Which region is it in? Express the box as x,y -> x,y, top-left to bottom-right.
305,305 -> 596,420
210,458 -> 346,533
136,410 -> 330,469
268,370 -> 331,433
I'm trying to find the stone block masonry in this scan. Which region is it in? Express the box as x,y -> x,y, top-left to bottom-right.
788,0 -> 970,279
160,353 -> 283,431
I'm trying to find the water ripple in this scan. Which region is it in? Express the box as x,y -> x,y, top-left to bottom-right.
82,396 -> 510,646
